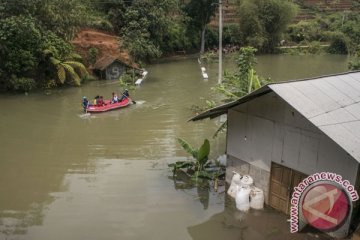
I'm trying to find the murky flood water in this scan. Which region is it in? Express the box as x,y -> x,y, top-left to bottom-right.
0,54 -> 348,240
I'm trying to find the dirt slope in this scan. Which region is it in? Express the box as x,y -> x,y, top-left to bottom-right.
72,29 -> 132,68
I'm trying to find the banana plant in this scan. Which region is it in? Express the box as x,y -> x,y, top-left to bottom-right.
177,138 -> 210,171
169,137 -> 225,193
169,138 -> 213,181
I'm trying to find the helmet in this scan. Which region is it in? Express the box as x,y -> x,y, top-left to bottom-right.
83,96 -> 87,99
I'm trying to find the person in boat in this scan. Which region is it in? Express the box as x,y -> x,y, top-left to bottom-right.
82,96 -> 89,111
97,96 -> 105,106
93,95 -> 100,105
111,92 -> 119,104
119,89 -> 129,101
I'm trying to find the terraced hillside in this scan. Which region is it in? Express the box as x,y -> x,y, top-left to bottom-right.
209,0 -> 357,27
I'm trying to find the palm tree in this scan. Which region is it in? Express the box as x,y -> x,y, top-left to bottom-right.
44,49 -> 88,86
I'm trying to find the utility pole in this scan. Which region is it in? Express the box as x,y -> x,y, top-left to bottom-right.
218,0 -> 223,84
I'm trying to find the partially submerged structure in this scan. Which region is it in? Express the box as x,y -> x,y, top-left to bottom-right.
92,56 -> 140,80
191,71 -> 360,235
72,29 -> 141,80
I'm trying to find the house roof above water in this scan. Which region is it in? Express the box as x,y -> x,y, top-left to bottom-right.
190,71 -> 360,162
92,55 -> 140,71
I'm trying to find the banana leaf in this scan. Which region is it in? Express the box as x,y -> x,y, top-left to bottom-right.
177,138 -> 198,159
168,161 -> 195,169
197,139 -> 210,165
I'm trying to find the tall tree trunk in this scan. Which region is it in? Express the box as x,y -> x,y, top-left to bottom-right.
200,27 -> 206,54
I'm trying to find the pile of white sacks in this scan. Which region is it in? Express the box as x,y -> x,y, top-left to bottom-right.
227,172 -> 264,211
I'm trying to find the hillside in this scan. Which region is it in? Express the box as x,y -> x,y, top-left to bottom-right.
210,0 -> 357,27
72,29 -> 134,68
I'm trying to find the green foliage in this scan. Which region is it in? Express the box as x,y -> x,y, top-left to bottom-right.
285,12 -> 360,54
100,0 -> 188,62
0,0 -> 98,92
0,16 -> 41,75
349,51 -> 360,70
286,21 -> 324,43
88,48 -> 99,65
8,76 -> 36,92
327,31 -> 349,54
47,54 -> 88,86
177,138 -> 198,159
183,0 -> 217,53
89,48 -> 99,65
119,72 -> 137,90
176,138 -> 210,171
211,47 -> 269,137
349,59 -> 360,70
223,24 -> 243,46
307,41 -> 323,54
81,74 -> 97,84
238,0 -> 298,52
214,47 -> 267,101
169,136 -> 224,197
169,138 -> 225,195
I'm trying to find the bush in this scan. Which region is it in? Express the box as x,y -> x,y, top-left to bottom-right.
90,19 -> 114,32
81,74 -> 97,84
223,24 -> 242,46
349,51 -> 360,70
286,21 -> 323,43
88,48 -> 99,65
327,32 -> 349,54
238,0 -> 298,52
308,41 -> 322,54
204,27 -> 218,50
349,59 -> 360,70
8,75 -> 36,92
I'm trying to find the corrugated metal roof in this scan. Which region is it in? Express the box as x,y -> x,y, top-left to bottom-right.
190,71 -> 360,162
189,87 -> 271,121
270,71 -> 360,162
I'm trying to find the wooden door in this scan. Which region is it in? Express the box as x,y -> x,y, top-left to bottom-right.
269,162 -> 307,215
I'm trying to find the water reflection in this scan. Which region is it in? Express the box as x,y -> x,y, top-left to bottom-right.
169,171 -> 211,210
187,190 -> 332,240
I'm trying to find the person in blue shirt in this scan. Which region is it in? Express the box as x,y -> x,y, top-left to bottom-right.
82,96 -> 89,111
120,89 -> 129,101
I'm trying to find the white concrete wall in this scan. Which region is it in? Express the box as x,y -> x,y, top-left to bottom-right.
227,92 -> 359,184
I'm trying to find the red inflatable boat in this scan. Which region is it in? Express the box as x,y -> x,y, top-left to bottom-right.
86,97 -> 131,113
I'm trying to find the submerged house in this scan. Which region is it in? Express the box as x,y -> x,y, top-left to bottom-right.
92,56 -> 140,80
191,71 -> 360,235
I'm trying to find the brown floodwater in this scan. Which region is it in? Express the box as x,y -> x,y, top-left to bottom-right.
0,54 -> 348,240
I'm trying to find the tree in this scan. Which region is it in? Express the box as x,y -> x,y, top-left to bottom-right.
238,0 -> 298,52
118,0 -> 185,62
212,47 -> 269,137
184,0 -> 217,54
214,47 -> 265,100
43,49 -> 88,87
0,0 -> 98,91
0,16 -> 42,90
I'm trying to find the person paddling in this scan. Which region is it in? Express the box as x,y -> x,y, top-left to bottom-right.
120,89 -> 129,101
82,96 -> 89,112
